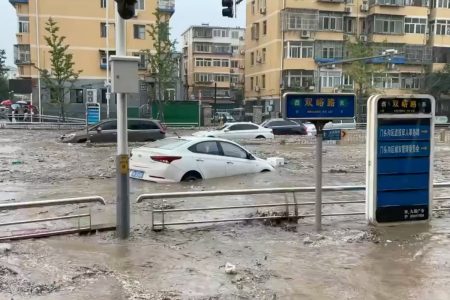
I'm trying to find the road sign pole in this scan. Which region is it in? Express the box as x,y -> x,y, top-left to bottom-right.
115,4 -> 130,239
314,121 -> 325,231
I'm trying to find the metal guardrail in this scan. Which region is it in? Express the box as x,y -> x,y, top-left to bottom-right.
137,183 -> 450,230
0,196 -> 106,241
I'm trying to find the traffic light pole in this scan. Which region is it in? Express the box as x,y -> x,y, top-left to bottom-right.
115,3 -> 130,239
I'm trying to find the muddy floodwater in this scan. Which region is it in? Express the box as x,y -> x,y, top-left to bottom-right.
1,129 -> 450,299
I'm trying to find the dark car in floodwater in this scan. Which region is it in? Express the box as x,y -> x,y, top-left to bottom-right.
60,118 -> 166,143
260,118 -> 307,135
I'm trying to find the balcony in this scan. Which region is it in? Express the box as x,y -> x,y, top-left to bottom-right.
318,0 -> 345,2
14,44 -> 31,65
9,0 -> 28,5
158,0 -> 175,15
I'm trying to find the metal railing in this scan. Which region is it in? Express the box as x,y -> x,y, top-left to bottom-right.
0,196 -> 106,241
137,183 -> 450,230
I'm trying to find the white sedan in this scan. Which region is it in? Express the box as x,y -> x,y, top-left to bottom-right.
192,122 -> 274,140
129,137 -> 275,183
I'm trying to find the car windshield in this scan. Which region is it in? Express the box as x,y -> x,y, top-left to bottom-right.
215,125 -> 228,130
145,138 -> 190,150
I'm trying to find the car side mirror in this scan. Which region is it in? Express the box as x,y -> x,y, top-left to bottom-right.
96,127 -> 102,133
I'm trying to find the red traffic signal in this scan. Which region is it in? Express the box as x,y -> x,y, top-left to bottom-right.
115,0 -> 137,20
222,0 -> 234,18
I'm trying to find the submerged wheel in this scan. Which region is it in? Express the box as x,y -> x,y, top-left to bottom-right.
181,171 -> 202,182
256,135 -> 266,139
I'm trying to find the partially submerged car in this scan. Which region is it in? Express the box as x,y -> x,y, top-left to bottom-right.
193,122 -> 274,140
60,118 -> 165,143
129,136 -> 274,183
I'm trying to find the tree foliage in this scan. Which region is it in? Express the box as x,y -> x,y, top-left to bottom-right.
423,63 -> 450,100
0,49 -> 9,100
36,18 -> 82,121
142,9 -> 177,121
344,41 -> 382,98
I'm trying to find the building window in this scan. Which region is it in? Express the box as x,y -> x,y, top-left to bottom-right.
372,73 -> 400,89
320,71 -> 342,88
213,74 -> 230,82
432,0 -> 450,8
18,17 -> 29,33
433,19 -> 450,35
401,74 -> 421,89
100,22 -> 107,38
213,29 -> 229,37
284,70 -> 314,88
193,27 -> 212,38
101,88 -> 107,104
251,0 -> 255,14
231,60 -> 239,68
251,52 -> 255,65
194,73 -> 212,82
319,12 -> 343,31
262,75 -> 266,89
405,17 -> 426,34
133,52 -> 147,69
195,43 -> 211,52
263,21 -> 267,35
285,42 -> 313,59
231,31 -> 239,39
100,0 -> 107,8
250,77 -> 254,90
134,25 -> 145,39
373,16 -> 404,34
70,89 -> 84,104
262,48 -> 266,63
221,59 -> 229,67
344,18 -> 354,33
341,74 -> 354,88
135,0 -> 144,10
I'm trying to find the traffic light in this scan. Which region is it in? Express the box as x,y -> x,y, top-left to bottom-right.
115,0 -> 137,20
222,0 -> 234,18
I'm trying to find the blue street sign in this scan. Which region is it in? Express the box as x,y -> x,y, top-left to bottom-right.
87,103 -> 100,125
323,129 -> 342,141
366,95 -> 435,225
284,93 -> 356,120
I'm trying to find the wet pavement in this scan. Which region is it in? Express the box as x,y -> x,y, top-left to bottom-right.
1,128 -> 450,299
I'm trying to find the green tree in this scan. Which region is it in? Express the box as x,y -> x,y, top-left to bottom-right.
0,49 -> 9,100
36,18 -> 82,121
344,41 -> 383,122
423,63 -> 450,101
142,9 -> 177,121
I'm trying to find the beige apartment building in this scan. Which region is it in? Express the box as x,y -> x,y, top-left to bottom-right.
245,0 -> 450,120
10,0 -> 176,117
181,25 -> 245,104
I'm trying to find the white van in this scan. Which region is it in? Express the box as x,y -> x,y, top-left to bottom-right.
324,119 -> 356,130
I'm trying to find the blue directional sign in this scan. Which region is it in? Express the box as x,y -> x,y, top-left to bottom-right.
284,93 -> 356,120
371,96 -> 434,224
86,103 -> 101,125
323,129 -> 342,141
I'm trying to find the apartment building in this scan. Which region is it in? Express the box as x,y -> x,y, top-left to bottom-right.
10,0 -> 176,118
246,0 -> 450,120
181,25 -> 245,103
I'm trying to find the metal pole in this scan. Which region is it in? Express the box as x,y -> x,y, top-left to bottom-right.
115,4 -> 130,239
315,122 -> 324,231
214,81 -> 217,126
106,0 -> 111,119
317,65 -> 321,93
35,0 -> 42,122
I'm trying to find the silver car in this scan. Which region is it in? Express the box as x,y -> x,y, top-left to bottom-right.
60,118 -> 166,143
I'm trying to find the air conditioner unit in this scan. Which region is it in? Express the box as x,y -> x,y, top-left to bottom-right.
230,69 -> 235,73
239,65 -> 245,69
133,11 -> 139,18
360,3 -> 369,12
260,7 -> 266,14
345,7 -> 352,13
231,83 -> 236,88
300,30 -> 311,39
256,57 -> 262,63
240,49 -> 245,55
326,64 -> 336,69
86,89 -> 98,104
359,35 -> 367,42
255,86 -> 260,92
239,36 -> 244,41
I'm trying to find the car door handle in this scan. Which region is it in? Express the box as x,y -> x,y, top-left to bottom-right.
227,162 -> 234,165
196,159 -> 204,162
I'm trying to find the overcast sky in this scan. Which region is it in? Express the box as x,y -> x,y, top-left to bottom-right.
0,0 -> 246,66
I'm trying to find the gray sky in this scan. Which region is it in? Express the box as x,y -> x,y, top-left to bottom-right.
0,0 -> 246,66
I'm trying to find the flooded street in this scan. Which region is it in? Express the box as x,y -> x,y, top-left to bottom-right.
1,128 -> 450,299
